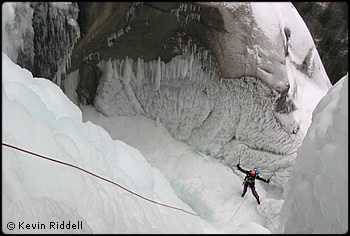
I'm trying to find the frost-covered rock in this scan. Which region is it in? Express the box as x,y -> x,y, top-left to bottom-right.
278,74 -> 348,233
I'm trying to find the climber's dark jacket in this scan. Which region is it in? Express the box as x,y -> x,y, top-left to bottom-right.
237,164 -> 269,184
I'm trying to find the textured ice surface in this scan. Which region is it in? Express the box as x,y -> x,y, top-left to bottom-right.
278,74 -> 348,233
89,54 -> 302,186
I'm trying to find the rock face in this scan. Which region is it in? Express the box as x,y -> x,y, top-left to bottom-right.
71,2 -> 290,92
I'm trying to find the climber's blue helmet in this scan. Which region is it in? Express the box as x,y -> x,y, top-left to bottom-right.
254,168 -> 259,174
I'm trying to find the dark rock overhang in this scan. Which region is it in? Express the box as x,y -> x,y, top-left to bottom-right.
70,2 -> 290,93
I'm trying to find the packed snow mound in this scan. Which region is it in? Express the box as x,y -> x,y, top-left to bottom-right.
2,53 -> 273,233
277,74 -> 348,233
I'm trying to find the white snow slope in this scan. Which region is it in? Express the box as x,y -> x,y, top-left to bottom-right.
278,74 -> 348,234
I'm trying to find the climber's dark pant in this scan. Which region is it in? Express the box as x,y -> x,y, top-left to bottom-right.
242,182 -> 259,200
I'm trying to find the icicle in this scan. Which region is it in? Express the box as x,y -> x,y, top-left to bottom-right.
189,53 -> 194,71
105,59 -> 113,82
154,57 -> 162,91
177,57 -> 182,79
188,59 -> 193,81
136,57 -> 144,87
182,56 -> 188,79
176,9 -> 180,21
112,59 -> 119,80
203,50 -> 208,60
123,57 -> 132,84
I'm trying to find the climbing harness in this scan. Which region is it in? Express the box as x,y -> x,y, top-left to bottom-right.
2,142 -> 199,217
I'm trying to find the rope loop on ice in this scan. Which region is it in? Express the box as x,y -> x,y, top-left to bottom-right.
2,142 -> 199,217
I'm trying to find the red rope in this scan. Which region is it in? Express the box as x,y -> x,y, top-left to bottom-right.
2,142 -> 199,217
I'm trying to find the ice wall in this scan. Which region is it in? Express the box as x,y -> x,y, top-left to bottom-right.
2,2 -> 80,87
31,2 -> 80,86
278,74 -> 348,233
2,2 -> 34,69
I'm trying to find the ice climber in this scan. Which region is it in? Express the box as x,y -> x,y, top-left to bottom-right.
236,157 -> 274,204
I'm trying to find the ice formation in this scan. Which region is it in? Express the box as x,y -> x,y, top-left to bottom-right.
2,2 -> 80,86
278,74 -> 348,234
30,2 -> 80,86
63,52 -> 303,187
2,2 -> 34,68
170,3 -> 201,23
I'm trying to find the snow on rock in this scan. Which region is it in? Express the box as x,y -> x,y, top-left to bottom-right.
277,74 -> 348,234
211,2 -> 331,136
251,2 -> 331,91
